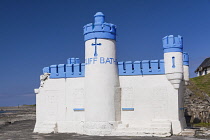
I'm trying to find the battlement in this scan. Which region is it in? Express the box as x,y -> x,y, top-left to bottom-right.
45,63 -> 85,78
118,60 -> 165,75
163,35 -> 183,53
43,56 -> 189,78
83,12 -> 116,41
183,52 -> 189,66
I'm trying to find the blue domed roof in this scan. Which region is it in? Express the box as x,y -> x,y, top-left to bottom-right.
94,12 -> 104,17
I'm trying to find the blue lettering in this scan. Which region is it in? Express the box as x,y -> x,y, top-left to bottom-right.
93,57 -> 97,64
100,57 -> 105,64
106,58 -> 111,64
89,58 -> 93,64
110,58 -> 113,64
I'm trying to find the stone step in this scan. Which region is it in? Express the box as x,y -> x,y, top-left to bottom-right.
113,127 -> 171,137
34,122 -> 57,133
179,129 -> 196,136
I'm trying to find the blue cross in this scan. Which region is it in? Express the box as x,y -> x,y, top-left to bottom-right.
92,38 -> 101,56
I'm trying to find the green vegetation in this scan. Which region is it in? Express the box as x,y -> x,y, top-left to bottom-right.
187,73 -> 210,98
193,122 -> 210,127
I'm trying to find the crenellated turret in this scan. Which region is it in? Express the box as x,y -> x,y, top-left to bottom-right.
83,12 -> 120,135
183,52 -> 189,85
163,35 -> 183,89
83,12 -> 116,41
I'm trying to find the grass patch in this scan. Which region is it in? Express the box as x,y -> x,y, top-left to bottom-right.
193,122 -> 210,127
187,73 -> 210,98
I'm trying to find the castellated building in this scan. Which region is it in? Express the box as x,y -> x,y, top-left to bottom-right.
34,12 -> 190,137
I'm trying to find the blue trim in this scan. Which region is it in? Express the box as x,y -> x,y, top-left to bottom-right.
43,67 -> 50,73
118,59 -> 165,76
183,52 -> 189,66
49,63 -> 85,78
83,12 -> 116,41
73,108 -> 85,111
122,108 -> 134,111
163,35 -> 183,53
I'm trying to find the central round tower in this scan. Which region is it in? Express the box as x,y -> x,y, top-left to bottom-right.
83,12 -> 120,135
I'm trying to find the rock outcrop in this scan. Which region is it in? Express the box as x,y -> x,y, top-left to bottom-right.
184,87 -> 210,125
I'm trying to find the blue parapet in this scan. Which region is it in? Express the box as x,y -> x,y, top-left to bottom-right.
73,64 -> 80,77
50,65 -> 58,78
46,62 -> 85,78
118,60 -> 165,76
43,67 -> 50,73
83,12 -> 116,41
142,60 -> 151,74
58,64 -> 66,78
163,35 -> 183,53
133,61 -> 141,75
81,63 -> 85,76
66,64 -> 73,77
124,61 -> 133,74
118,61 -> 125,75
45,58 -> 164,78
183,52 -> 189,66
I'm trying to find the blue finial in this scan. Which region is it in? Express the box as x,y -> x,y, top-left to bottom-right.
83,12 -> 116,41
162,35 -> 183,53
94,12 -> 105,24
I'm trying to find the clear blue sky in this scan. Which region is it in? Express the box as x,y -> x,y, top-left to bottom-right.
0,0 -> 210,106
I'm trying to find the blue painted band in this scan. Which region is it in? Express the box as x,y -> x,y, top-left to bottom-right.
183,52 -> 189,66
122,108 -> 134,111
183,62 -> 189,66
163,48 -> 183,53
73,108 -> 85,111
84,32 -> 116,41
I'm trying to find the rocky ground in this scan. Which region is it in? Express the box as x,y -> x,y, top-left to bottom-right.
0,106 -> 210,140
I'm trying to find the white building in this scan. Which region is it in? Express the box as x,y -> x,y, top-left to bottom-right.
34,12 -> 189,137
195,57 -> 210,76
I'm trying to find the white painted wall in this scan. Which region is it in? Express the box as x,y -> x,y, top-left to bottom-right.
34,77 -> 85,133
164,52 -> 183,89
119,75 -> 185,134
34,73 -> 186,136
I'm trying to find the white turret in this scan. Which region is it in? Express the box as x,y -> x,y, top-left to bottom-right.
83,12 -> 120,135
163,35 -> 183,89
